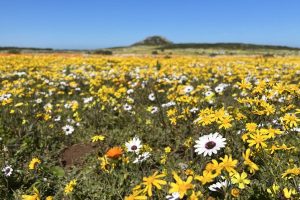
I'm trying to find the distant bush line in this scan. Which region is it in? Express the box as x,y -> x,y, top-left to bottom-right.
0,47 -> 53,51
91,50 -> 113,55
157,43 -> 300,51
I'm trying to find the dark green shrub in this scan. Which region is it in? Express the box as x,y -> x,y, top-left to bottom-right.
8,49 -> 21,54
93,50 -> 113,55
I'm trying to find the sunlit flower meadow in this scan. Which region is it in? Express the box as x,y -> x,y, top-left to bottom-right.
0,54 -> 299,199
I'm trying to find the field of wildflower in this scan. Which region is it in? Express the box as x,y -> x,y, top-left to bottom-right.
0,54 -> 299,200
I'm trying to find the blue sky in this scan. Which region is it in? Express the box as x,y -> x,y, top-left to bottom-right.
0,0 -> 299,49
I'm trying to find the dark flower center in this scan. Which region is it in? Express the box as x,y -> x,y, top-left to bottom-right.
4,168 -> 12,175
205,141 -> 216,149
131,145 -> 137,150
139,156 -> 145,160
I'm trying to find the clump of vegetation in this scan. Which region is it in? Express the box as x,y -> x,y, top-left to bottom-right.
92,49 -> 113,55
7,49 -> 21,54
152,50 -> 159,55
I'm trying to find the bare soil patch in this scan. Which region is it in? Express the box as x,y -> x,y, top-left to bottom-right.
60,143 -> 97,168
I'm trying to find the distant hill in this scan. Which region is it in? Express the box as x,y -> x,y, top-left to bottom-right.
107,36 -> 300,55
132,36 -> 173,46
157,43 -> 300,51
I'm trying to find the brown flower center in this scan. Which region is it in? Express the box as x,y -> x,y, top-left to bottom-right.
205,141 -> 216,149
131,145 -> 137,150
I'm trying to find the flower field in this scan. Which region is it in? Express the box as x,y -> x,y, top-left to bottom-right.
0,54 -> 299,199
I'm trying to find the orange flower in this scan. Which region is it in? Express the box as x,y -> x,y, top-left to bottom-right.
106,147 -> 123,158
231,188 -> 240,197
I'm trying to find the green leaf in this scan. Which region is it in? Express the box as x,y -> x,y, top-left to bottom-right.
50,166 -> 65,177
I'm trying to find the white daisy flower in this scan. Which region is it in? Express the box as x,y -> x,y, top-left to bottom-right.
271,119 -> 280,125
67,118 -> 75,124
133,152 -> 150,163
278,97 -> 285,103
123,104 -> 132,111
179,75 -> 188,83
214,84 -> 227,94
0,93 -> 12,101
240,91 -> 248,97
141,81 -> 147,88
208,180 -> 228,191
190,107 -> 199,114
125,136 -> 142,153
236,129 -> 245,135
261,95 -> 268,101
15,71 -> 27,77
62,125 -> 74,135
183,85 -> 194,94
60,81 -> 68,86
208,100 -> 214,105
291,127 -> 300,132
204,90 -> 214,97
194,132 -> 226,156
127,89 -> 134,94
35,98 -> 43,104
161,101 -> 176,108
6,94 -> 12,99
2,165 -> 13,177
131,82 -> 138,87
83,97 -> 93,104
54,115 -> 61,122
64,103 -> 71,109
148,93 -> 156,101
149,106 -> 158,114
166,192 -> 180,200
